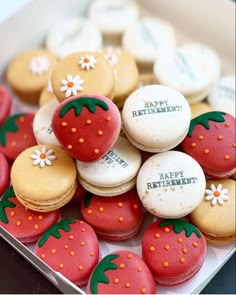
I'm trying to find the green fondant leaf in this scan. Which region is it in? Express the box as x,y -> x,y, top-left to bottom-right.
84,191 -> 93,208
159,219 -> 201,238
60,97 -> 109,118
38,219 -> 76,247
0,186 -> 16,224
0,114 -> 24,146
188,111 -> 226,137
90,254 -> 119,294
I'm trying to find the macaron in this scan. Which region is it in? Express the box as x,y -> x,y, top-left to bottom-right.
81,188 -> 143,241
77,136 -> 142,196
0,186 -> 60,244
0,85 -> 12,128
122,85 -> 191,152
87,250 -> 156,294
51,51 -> 115,102
0,152 -> 10,197
11,145 -> 77,212
190,179 -> 235,245
52,94 -> 121,162
101,47 -> 139,109
89,0 -> 139,35
0,113 -> 37,162
122,16 -> 176,64
181,111 -> 236,178
39,81 -> 57,107
33,99 -> 61,146
46,17 -> 102,59
35,219 -> 100,287
68,181 -> 87,205
207,75 -> 235,116
142,219 -> 207,286
6,49 -> 57,104
136,151 -> 206,218
190,102 -> 213,118
138,73 -> 156,88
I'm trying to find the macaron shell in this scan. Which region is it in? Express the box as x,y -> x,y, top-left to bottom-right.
190,179 -> 235,244
0,152 -> 10,197
190,102 -> 213,118
39,84 -> 57,107
51,52 -> 115,102
0,85 -> 12,128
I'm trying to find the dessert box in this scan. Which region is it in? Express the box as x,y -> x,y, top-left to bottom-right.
0,0 -> 235,294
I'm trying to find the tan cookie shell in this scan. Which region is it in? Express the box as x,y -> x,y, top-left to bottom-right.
190,179 -> 235,244
51,51 -> 115,102
6,49 -> 57,105
11,145 -> 77,211
39,85 -> 57,107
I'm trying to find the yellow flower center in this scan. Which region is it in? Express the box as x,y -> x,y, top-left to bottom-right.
213,191 -> 220,197
40,153 -> 46,159
67,81 -> 74,88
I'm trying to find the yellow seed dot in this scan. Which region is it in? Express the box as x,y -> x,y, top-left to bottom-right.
67,144 -> 72,150
27,216 -> 33,221
224,155 -> 230,160
90,252 -> 95,256
193,241 -> 198,247
12,141 -> 16,147
86,119 -> 92,125
64,245 -> 69,249
94,148 -> 100,154
23,133 -> 29,140
98,207 -> 104,212
51,249 -> 56,254
38,215 -> 43,220
78,138 -> 85,143
81,228 -> 86,232
137,267 -> 142,272
164,245 -> 170,250
106,116 -> 111,121
191,142 -> 197,147
16,221 -> 21,226
61,122 -> 68,127
10,211 -> 16,217
217,135 -> 223,140
198,135 -> 204,140
133,204 -> 139,209
87,209 -> 92,214
71,127 -> 77,133
127,254 -> 132,259
125,282 -> 131,288
233,143 -> 236,148
225,122 -> 230,127
118,217 -> 124,222
78,265 -> 84,270
97,130 -> 103,135
203,149 -> 209,154
59,263 -> 64,269
80,241 -> 85,246
34,224 -> 39,230
113,278 -> 120,284
19,116 -> 25,123
24,207 -> 28,211
180,257 -> 185,263
68,235 -> 74,240
80,221 -> 84,224
163,261 -> 169,267
141,287 -> 147,294
70,251 -> 75,256
41,254 -> 46,259
117,202 -> 123,208
182,248 -> 188,254
119,263 -> 125,269
149,246 -> 155,252
164,227 -> 170,232
178,238 -> 183,243
155,233 -> 160,238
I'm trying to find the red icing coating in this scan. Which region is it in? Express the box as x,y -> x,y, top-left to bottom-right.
142,219 -> 206,286
0,153 -> 10,197
52,94 -> 121,162
68,181 -> 87,204
35,219 -> 100,287
0,85 -> 12,128
0,113 -> 37,162
81,188 -> 143,240
87,250 -> 156,294
181,113 -> 236,178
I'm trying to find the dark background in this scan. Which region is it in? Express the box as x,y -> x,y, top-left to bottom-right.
0,237 -> 235,294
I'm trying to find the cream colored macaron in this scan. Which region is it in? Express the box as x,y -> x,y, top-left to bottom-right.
11,145 -> 77,212
122,85 -> 191,152
39,81 -> 57,107
76,136 -> 142,196
136,151 -> 206,218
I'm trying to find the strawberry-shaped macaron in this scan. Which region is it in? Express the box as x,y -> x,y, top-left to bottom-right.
0,112 -> 37,162
181,111 -> 236,178
35,219 -> 100,287
81,189 -> 144,240
0,186 -> 60,244
87,250 -> 156,294
52,94 -> 121,162
0,152 -> 10,197
0,85 -> 12,128
142,219 -> 206,286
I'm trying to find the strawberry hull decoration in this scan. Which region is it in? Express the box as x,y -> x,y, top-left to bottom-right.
0,85 -> 12,128
181,111 -> 236,179
0,152 -> 10,197
0,112 -> 37,162
35,219 -> 100,287
0,186 -> 60,244
52,94 -> 121,162
142,219 -> 207,286
87,250 -> 156,294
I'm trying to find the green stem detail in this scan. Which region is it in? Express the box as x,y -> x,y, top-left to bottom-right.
188,111 -> 226,137
159,219 -> 201,238
90,254 -> 119,294
0,186 -> 16,224
0,113 -> 24,146
84,192 -> 93,208
60,97 -> 109,118
38,219 -> 76,247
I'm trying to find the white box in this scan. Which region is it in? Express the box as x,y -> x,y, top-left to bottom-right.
0,0 -> 235,294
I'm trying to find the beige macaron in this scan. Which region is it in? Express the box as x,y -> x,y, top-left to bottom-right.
51,51 -> 115,102
190,179 -> 235,245
190,102 -> 213,118
11,145 -> 77,212
39,81 -> 57,107
6,49 -> 57,105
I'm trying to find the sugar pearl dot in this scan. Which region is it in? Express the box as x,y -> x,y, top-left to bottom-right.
155,233 -> 160,238
203,149 -> 209,154
178,238 -> 183,243
119,263 -> 125,269
137,267 -> 142,272
191,142 -> 197,147
70,251 -> 75,256
41,254 -> 46,259
86,119 -> 92,125
78,265 -> 84,270
81,228 -> 86,232
180,257 -> 185,263
217,135 -> 223,140
164,245 -> 170,250
118,217 -> 124,222
106,116 -> 111,121
98,207 -> 104,212
80,241 -> 85,246
51,249 -> 56,254
193,241 -> 198,247
149,246 -> 155,252
225,122 -> 230,127
59,263 -> 64,269
87,209 -> 92,214
113,278 -> 119,284
34,224 -> 39,230
61,122 -> 68,127
198,135 -> 204,140
133,204 -> 139,209
38,215 -> 43,220
224,155 -> 230,160
78,138 -> 84,143
79,221 -> 84,224
97,130 -> 103,135
164,227 -> 170,232
125,283 -> 131,288
71,128 -> 77,133
10,211 -> 16,217
68,235 -> 74,240
12,141 -> 16,147
23,133 -> 28,140
127,254 -> 132,259
182,248 -> 188,254
16,221 -> 21,226
141,288 -> 147,294
67,145 -> 72,150
163,262 -> 169,267
233,143 -> 236,148
90,252 -> 95,256
117,202 -> 123,208
94,148 -> 100,154
64,245 -> 69,249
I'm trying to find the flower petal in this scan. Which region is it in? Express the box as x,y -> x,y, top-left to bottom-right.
42,146 -> 46,153
66,88 -> 72,97
31,154 -> 39,160
72,88 -> 78,95
216,184 -> 222,191
48,155 -> 56,161
211,198 -> 217,206
45,158 -> 52,166
46,149 -> 54,156
206,189 -> 214,195
40,160 -> 45,168
60,86 -> 68,92
210,184 -> 216,191
61,79 -> 68,85
217,197 -> 224,205
221,189 -> 228,195
206,195 -> 214,201
35,149 -> 41,155
33,158 -> 41,165
221,195 -> 229,201
67,74 -> 73,81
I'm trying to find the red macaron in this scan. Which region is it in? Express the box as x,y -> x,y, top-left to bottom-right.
0,152 -> 10,197
0,85 -> 12,128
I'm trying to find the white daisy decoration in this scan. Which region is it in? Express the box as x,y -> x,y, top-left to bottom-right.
31,146 -> 57,168
60,74 -> 84,98
30,56 -> 49,75
205,183 -> 229,206
104,52 -> 118,67
79,55 -> 96,70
